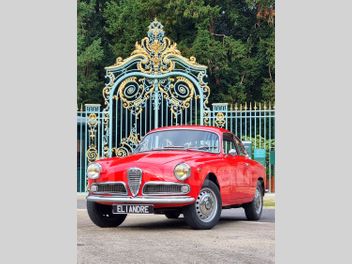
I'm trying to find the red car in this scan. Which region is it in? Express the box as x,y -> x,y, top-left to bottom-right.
86,125 -> 266,229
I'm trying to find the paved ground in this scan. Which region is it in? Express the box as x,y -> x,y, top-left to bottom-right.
77,204 -> 275,264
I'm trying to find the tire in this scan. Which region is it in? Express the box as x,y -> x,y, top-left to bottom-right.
183,180 -> 222,229
244,181 -> 264,221
165,211 -> 181,219
87,201 -> 127,228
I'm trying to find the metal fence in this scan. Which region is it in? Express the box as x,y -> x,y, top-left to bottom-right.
77,102 -> 275,193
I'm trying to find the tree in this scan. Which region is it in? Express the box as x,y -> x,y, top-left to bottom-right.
77,0 -> 275,105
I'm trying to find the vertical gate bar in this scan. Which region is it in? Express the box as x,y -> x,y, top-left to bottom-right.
195,98 -> 198,125
269,106 -> 272,193
249,103 -> 252,143
264,104 -> 267,192
190,99 -> 193,124
153,80 -> 159,129
240,105 -> 242,139
125,107 -> 128,138
259,103 -> 262,148
254,103 -> 257,148
97,109 -> 100,159
84,110 -> 88,192
244,103 -> 247,140
230,104 -> 233,133
161,96 -> 163,127
166,101 -> 169,126
149,96 -> 152,131
120,101 -> 122,147
185,107 -> 187,125
115,99 -> 117,149
79,110 -> 82,192
144,100 -> 147,135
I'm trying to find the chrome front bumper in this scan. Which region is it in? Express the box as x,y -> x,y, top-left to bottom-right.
86,195 -> 195,204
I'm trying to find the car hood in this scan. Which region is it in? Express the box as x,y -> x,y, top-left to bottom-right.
94,150 -> 219,183
99,150 -> 212,167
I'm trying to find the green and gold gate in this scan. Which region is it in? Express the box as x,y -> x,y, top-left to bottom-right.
80,19 -> 210,171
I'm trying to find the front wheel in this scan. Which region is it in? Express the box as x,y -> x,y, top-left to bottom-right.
87,201 -> 127,228
183,180 -> 222,229
243,181 -> 264,221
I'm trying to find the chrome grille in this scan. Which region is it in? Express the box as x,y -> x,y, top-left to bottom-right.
143,183 -> 189,195
128,168 -> 142,197
93,182 -> 127,195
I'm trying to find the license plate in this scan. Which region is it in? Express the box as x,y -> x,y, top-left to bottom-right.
112,204 -> 154,214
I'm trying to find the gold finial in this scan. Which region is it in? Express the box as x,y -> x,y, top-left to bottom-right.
264,102 -> 267,110
80,104 -> 83,111
244,102 -> 248,110
259,102 -> 262,110
235,103 -> 238,110
268,101 -> 271,109
239,104 -> 243,110
254,102 -> 257,110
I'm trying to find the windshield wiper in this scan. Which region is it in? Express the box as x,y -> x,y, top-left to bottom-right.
148,146 -> 186,151
186,146 -> 218,150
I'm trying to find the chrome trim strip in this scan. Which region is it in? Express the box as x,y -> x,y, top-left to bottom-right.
91,181 -> 128,195
86,195 -> 195,204
142,181 -> 190,196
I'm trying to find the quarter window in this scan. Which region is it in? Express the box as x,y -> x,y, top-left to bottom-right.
234,137 -> 247,156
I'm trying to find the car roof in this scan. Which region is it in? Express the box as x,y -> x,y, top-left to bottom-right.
147,125 -> 232,135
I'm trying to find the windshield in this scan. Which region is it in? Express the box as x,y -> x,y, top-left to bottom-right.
134,130 -> 220,153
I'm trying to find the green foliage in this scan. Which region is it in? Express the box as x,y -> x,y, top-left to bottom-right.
77,0 -> 275,106
241,135 -> 275,152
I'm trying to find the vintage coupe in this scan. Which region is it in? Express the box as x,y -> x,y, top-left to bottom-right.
86,125 -> 266,229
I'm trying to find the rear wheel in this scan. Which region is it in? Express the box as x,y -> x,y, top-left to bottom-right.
87,201 -> 127,228
183,180 -> 222,229
244,181 -> 264,220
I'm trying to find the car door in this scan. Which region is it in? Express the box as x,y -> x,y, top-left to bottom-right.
233,136 -> 253,199
222,133 -> 246,203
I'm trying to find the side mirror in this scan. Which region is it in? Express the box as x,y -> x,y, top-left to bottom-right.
228,149 -> 237,156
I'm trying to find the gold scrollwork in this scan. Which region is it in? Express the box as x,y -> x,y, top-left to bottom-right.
86,145 -> 98,163
112,129 -> 140,157
108,19 -> 204,74
214,112 -> 226,128
118,77 -> 154,117
159,76 -> 195,118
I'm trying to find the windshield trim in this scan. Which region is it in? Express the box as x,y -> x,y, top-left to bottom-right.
134,129 -> 221,154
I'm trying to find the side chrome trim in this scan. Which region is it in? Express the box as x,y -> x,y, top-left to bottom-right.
86,195 -> 195,204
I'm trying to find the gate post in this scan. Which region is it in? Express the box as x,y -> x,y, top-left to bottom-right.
85,104 -> 101,163
212,103 -> 228,128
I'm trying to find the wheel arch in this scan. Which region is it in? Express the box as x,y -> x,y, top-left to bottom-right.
257,176 -> 265,195
205,172 -> 220,191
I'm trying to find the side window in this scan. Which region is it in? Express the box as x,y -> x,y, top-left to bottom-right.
234,137 -> 247,156
222,134 -> 237,154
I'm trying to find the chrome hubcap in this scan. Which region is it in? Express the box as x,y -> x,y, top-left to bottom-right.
254,187 -> 262,214
195,187 -> 218,223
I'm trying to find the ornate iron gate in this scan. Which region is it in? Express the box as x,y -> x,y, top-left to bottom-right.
77,19 -> 275,193
98,19 -> 210,159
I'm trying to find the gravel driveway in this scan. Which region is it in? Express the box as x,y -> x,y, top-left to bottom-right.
77,206 -> 275,264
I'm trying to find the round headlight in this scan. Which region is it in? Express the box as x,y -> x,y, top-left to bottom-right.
174,163 -> 191,181
87,163 -> 102,179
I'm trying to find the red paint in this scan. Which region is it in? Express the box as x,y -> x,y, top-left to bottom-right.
87,125 -> 266,208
